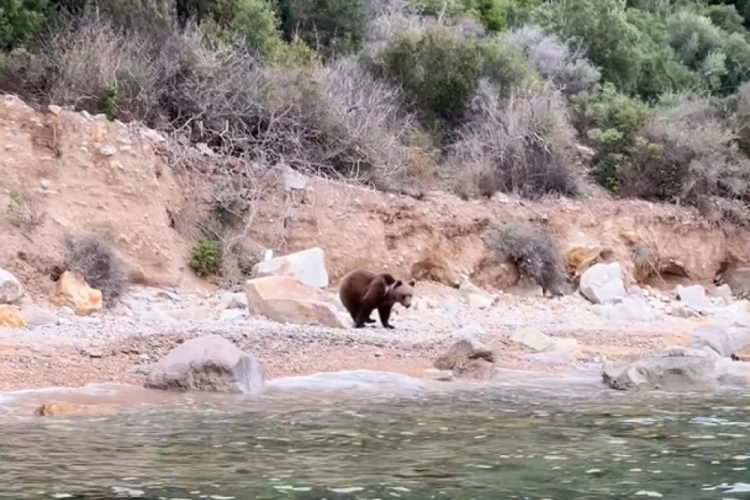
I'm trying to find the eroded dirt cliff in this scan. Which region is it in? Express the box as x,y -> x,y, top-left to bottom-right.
1,93 -> 747,296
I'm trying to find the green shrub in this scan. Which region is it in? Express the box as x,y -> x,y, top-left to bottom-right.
624,8 -> 699,101
664,10 -> 724,71
535,0 -> 646,94
274,0 -> 367,58
370,23 -> 535,128
573,83 -> 653,192
63,233 -> 127,307
701,4 -> 746,34
190,239 -> 222,275
0,0 -> 49,50
721,32 -> 750,94
414,0 -> 539,31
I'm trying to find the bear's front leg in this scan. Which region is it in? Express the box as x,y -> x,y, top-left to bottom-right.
377,305 -> 395,329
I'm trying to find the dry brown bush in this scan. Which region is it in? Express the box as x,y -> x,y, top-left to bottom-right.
62,233 -> 127,307
442,81 -> 583,199
4,188 -> 47,231
488,223 -> 569,296
621,97 -> 750,224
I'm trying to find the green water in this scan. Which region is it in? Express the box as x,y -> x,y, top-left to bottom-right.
2,385 -> 750,499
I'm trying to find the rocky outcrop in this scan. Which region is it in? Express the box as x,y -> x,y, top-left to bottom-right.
602,347 -> 719,391
49,271 -> 102,316
692,325 -> 750,358
143,335 -> 265,395
245,276 -> 347,328
0,95 -> 191,297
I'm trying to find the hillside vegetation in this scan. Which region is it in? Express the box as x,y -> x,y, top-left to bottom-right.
3,0 -> 750,286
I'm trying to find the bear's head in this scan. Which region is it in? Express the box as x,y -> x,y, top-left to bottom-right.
388,279 -> 416,308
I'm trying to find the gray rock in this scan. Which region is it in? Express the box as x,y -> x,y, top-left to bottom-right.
252,247 -> 329,288
0,268 -> 24,304
692,324 -> 750,357
602,347 -> 718,391
606,296 -> 659,320
579,262 -> 626,305
717,268 -> 750,298
526,351 -> 577,365
676,284 -> 713,313
433,337 -> 495,380
144,335 -> 265,395
21,307 -> 58,326
221,293 -> 248,309
219,308 -> 246,322
141,310 -> 179,324
708,284 -> 733,300
510,326 -> 556,352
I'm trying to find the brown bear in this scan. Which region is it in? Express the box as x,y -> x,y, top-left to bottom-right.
338,269 -> 415,329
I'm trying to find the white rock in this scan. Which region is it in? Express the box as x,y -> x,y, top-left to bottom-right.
252,247 -> 329,288
579,262 -> 627,305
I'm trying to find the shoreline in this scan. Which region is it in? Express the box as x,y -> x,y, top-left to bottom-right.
0,282 -> 711,395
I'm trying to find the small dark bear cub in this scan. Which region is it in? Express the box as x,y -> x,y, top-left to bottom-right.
338,268 -> 415,329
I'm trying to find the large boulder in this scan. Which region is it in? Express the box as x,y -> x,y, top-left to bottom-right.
252,247 -> 329,288
245,276 -> 347,328
50,271 -> 103,316
0,268 -> 24,304
691,324 -> 750,358
675,284 -> 713,314
434,337 -> 495,380
579,262 -> 626,305
718,268 -> 750,298
143,335 -> 265,395
602,347 -> 718,391
509,326 -> 581,356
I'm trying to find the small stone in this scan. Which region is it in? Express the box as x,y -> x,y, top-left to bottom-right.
99,145 -> 117,156
47,104 -> 62,116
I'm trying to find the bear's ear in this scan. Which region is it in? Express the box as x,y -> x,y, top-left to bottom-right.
408,280 -> 416,287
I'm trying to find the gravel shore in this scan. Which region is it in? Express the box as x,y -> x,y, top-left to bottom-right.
0,283 -> 706,392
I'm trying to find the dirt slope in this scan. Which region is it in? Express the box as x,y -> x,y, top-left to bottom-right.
0,93 -> 747,296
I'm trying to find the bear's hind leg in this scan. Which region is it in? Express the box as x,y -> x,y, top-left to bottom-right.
354,307 -> 375,328
377,305 -> 395,329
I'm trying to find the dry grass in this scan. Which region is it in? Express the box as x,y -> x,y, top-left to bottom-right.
443,82 -> 583,200
4,188 -> 47,231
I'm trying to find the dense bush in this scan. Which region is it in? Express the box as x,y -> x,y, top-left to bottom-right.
367,22 -> 536,129
623,98 -> 750,212
489,223 -> 569,296
501,24 -> 600,96
445,83 -> 582,199
62,233 -> 127,307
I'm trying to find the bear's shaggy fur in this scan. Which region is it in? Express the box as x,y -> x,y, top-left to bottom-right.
338,269 -> 415,329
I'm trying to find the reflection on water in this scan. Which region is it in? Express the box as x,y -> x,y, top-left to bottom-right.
1,378 -> 750,499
